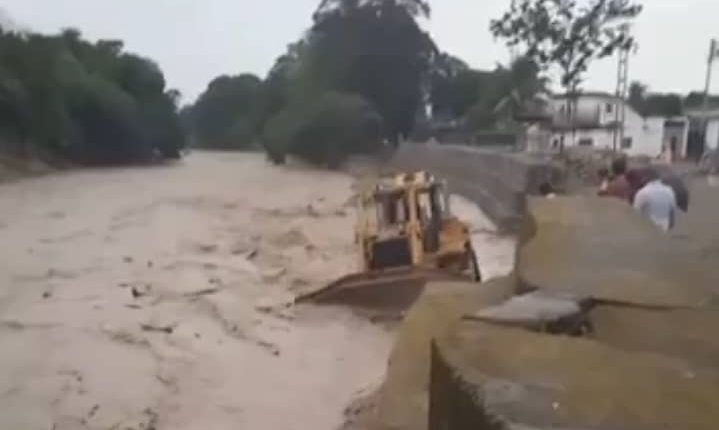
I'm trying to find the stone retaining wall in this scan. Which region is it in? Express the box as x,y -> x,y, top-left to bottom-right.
386,143 -> 563,231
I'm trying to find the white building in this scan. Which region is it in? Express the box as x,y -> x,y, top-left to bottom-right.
684,109 -> 719,154
530,92 -> 689,158
707,117 -> 719,151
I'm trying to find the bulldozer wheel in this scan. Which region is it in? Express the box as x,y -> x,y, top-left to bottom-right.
466,242 -> 482,283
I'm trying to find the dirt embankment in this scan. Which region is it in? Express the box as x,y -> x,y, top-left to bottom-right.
0,151 -> 515,430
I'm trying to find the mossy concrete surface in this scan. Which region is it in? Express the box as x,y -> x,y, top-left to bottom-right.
432,320 -> 719,430
371,278 -> 514,430
517,196 -> 718,307
374,196 -> 719,430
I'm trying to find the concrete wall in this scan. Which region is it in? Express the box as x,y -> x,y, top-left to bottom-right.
371,196 -> 719,430
386,143 -> 563,231
426,197 -> 719,430
551,128 -> 614,150
625,114 -> 663,156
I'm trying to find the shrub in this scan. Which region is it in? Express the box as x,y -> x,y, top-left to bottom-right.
262,92 -> 382,167
190,74 -> 262,149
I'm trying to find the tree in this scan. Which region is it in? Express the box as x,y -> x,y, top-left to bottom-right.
491,0 -> 643,95
489,57 -> 547,124
263,92 -> 382,167
685,91 -> 719,109
628,81 -> 647,114
429,53 -> 484,119
253,42 -> 306,138
465,57 -> 547,130
627,81 -> 683,117
190,0 -> 437,163
0,69 -> 31,144
303,0 -> 436,142
0,27 -> 185,163
491,0 -> 642,149
315,0 -> 430,19
643,94 -> 682,117
190,74 -> 262,149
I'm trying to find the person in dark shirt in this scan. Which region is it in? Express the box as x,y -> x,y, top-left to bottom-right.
598,158 -> 631,201
625,168 -> 647,203
539,182 -> 557,199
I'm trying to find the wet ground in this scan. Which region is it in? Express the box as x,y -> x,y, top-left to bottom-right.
672,174 -> 719,279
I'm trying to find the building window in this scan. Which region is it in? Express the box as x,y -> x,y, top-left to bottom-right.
621,137 -> 633,149
606,103 -> 614,114
578,138 -> 594,147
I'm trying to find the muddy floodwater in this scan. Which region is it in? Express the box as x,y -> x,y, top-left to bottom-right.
0,151 -> 514,430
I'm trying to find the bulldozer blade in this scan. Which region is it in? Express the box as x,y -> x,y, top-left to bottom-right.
295,267 -> 469,311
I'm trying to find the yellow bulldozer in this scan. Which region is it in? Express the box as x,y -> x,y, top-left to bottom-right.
298,171 -> 481,310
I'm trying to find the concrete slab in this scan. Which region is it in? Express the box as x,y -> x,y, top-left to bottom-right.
371,278 -> 515,430
431,320 -> 719,430
591,305 -> 719,371
517,196 -> 719,307
471,291 -> 584,324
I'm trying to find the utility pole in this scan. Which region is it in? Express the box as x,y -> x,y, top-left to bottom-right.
613,46 -> 630,152
702,39 -> 716,156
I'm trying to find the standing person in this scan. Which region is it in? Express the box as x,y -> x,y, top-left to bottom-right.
599,158 -> 631,201
661,173 -> 690,213
625,168 -> 647,203
597,167 -> 610,194
633,168 -> 677,232
539,182 -> 557,199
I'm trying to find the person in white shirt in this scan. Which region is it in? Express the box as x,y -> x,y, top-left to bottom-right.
633,168 -> 677,232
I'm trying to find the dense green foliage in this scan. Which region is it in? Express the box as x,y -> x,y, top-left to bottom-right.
0,27 -> 184,163
3,1 -> 656,168
304,0 -> 434,142
429,54 -> 486,120
190,74 -> 261,149
465,58 -> 546,130
628,82 -> 683,117
684,91 -> 719,110
187,0 -> 548,165
627,81 -> 719,117
426,53 -> 546,133
188,0 -> 435,165
263,92 -> 383,167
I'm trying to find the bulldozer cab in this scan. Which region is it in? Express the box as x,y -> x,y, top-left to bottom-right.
357,172 -> 451,271
375,181 -> 449,228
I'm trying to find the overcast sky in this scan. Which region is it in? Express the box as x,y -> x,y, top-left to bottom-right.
1,0 -> 718,103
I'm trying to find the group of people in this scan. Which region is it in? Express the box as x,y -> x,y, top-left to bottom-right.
598,158 -> 683,232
